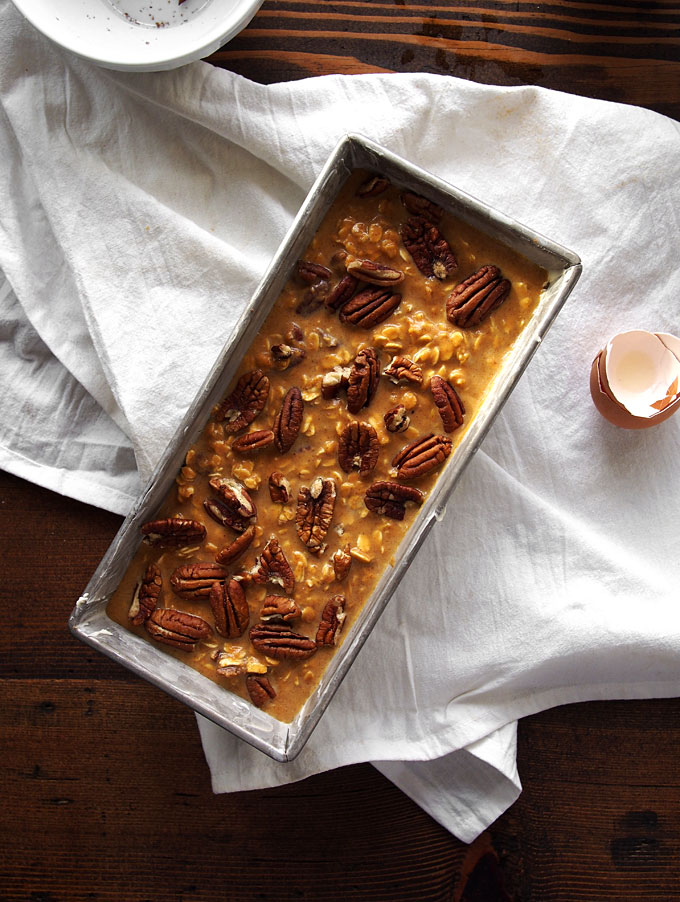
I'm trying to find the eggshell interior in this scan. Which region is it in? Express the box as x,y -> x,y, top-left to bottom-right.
605,331 -> 680,417
590,330 -> 680,429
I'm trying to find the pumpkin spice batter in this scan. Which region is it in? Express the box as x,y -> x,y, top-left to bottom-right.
107,170 -> 547,722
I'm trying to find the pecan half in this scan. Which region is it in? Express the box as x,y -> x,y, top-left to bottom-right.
249,623 -> 317,660
392,434 -> 452,480
384,404 -> 410,433
273,386 -> 304,454
296,477 -> 337,555
215,525 -> 256,565
210,578 -> 250,639
141,518 -> 206,548
401,191 -> 444,222
346,259 -> 404,286
316,595 -> 347,647
326,274 -> 359,311
145,609 -> 211,651
268,471 -> 291,504
215,370 -> 270,433
246,673 -> 277,708
170,562 -> 227,600
296,279 -> 330,315
260,595 -> 301,623
383,355 -> 423,386
322,365 -> 352,400
364,481 -> 424,520
232,429 -> 275,454
129,563 -> 162,626
400,217 -> 457,280
430,375 -> 465,432
347,347 -> 380,415
357,175 -> 390,198
205,477 -> 256,533
339,286 -> 402,329
252,536 -> 295,595
338,421 -> 379,475
446,264 -> 511,328
270,343 -> 306,370
332,545 -> 352,581
296,261 -> 332,284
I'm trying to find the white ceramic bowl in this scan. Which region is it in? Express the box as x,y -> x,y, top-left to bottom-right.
10,0 -> 263,71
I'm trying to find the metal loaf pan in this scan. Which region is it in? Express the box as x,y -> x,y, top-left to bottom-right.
70,134 -> 582,762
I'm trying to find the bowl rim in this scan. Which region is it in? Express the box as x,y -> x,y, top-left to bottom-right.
9,0 -> 264,71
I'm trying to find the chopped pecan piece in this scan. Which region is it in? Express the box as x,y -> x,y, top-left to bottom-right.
364,481 -> 424,520
316,595 -> 347,647
347,347 -> 380,414
296,261 -> 332,284
252,536 -> 295,594
430,375 -> 465,432
296,279 -> 330,315
249,623 -> 317,660
339,286 -> 402,329
187,450 -> 220,474
296,477 -> 337,555
246,673 -> 277,708
213,646 -> 266,678
286,323 -> 305,344
338,421 -> 379,475
273,386 -> 304,453
145,609 -> 211,651
321,365 -> 352,400
400,216 -> 457,281
326,274 -> 359,311
205,477 -> 256,533
268,471 -> 291,504
170,562 -> 227,600
141,518 -> 206,548
260,595 -> 301,623
346,259 -> 404,286
383,355 -> 423,386
330,249 -> 349,269
232,429 -> 275,454
401,191 -> 444,223
210,578 -> 250,639
215,525 -> 256,565
357,175 -> 390,198
215,370 -> 270,433
384,405 -> 410,433
392,434 -> 452,480
446,264 -> 511,328
332,544 -> 352,581
270,343 -> 306,370
129,563 -> 162,626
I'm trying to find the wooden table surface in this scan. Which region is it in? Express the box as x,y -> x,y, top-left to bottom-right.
4,3 -> 680,900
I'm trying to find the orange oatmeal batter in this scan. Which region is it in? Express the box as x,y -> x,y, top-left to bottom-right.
107,170 -> 547,723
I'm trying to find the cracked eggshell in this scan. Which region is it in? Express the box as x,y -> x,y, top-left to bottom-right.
590,330 -> 680,429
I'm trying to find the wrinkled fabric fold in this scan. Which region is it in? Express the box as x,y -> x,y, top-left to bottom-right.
2,0 -> 679,843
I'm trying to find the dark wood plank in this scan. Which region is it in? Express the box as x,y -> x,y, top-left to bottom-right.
207,0 -> 680,118
3,673 -> 680,899
2,680 -> 463,902
0,471 -> 124,681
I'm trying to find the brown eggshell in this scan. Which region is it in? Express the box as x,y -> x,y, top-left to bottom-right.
590,347 -> 680,429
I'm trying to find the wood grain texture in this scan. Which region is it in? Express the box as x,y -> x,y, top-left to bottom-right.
207,0 -> 680,118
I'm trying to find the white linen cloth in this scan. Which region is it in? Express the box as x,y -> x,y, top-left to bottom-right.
2,0 -> 680,844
